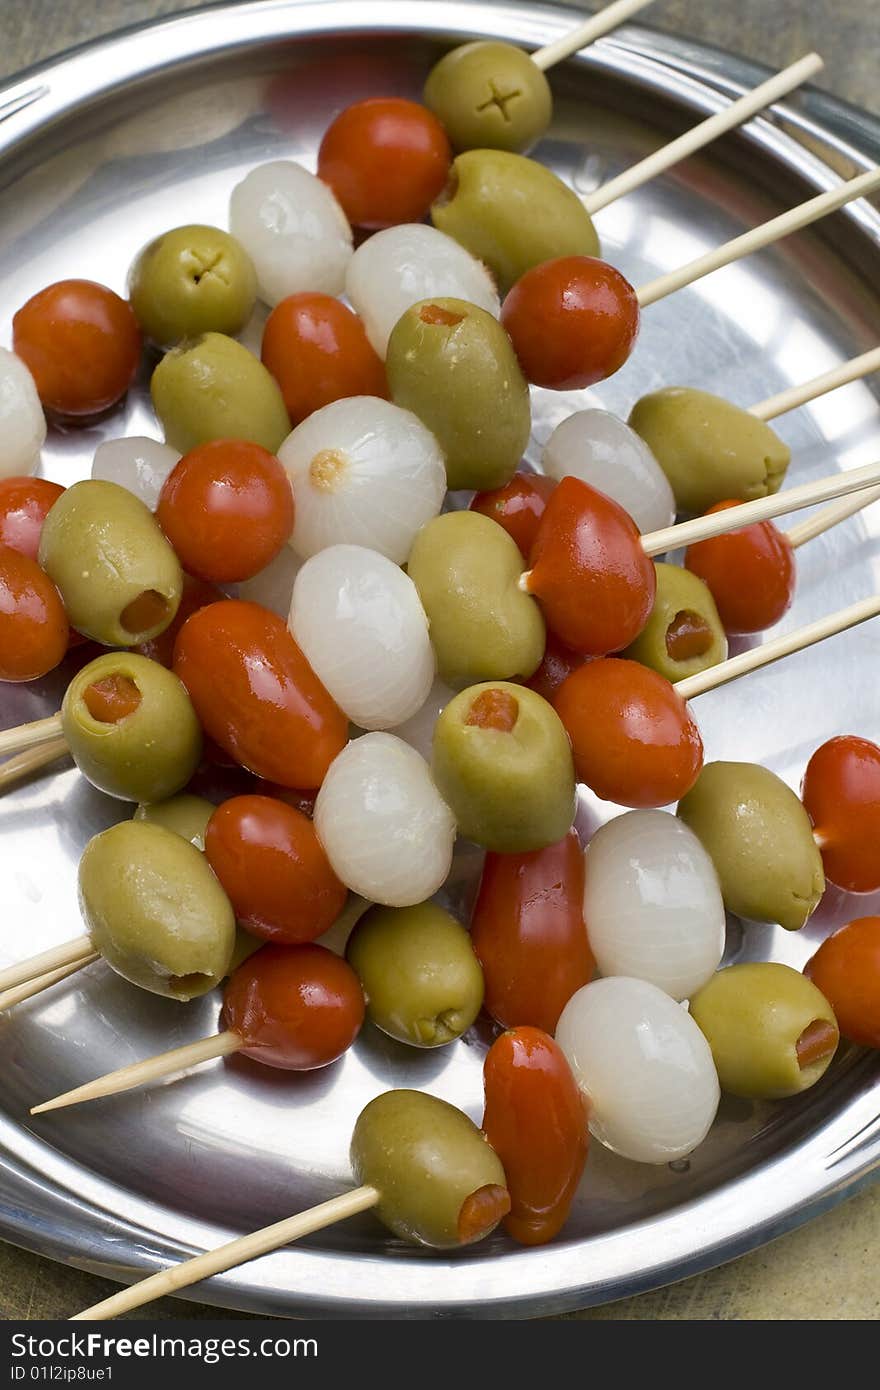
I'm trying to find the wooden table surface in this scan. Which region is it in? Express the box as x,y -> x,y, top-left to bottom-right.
1,0 -> 878,1322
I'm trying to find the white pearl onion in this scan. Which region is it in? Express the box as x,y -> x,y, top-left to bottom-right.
542,409 -> 676,534
0,348 -> 46,476
556,978 -> 720,1164
289,546 -> 434,730
584,811 -> 725,1000
237,544 -> 302,618
345,224 -> 501,357
389,677 -> 457,762
279,396 -> 446,564
229,161 -> 353,305
314,734 -> 456,906
91,436 -> 181,511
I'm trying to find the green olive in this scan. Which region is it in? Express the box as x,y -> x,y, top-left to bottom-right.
350,1089 -> 509,1248
38,480 -> 182,647
386,297 -> 530,491
628,388 -> 791,514
131,796 -> 261,979
79,820 -> 236,999
432,150 -> 599,294
134,793 -> 214,848
62,653 -> 202,803
151,332 -> 290,453
690,963 -> 839,1099
677,761 -> 825,930
432,681 -> 576,852
407,511 -> 544,684
129,225 -> 257,347
623,562 -> 727,681
423,41 -> 552,154
346,903 -> 484,1047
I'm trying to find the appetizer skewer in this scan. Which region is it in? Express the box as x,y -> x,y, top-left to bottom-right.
71,1088 -> 513,1321
630,345 -> 880,512
499,169 -> 880,390
556,591 -> 880,807
685,476 -> 880,637
422,0 -> 662,156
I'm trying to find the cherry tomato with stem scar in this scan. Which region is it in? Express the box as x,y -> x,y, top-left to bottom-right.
157,440 -> 294,584
555,657 -> 704,808
469,471 -> 556,558
524,475 -> 656,655
482,1026 -> 589,1246
0,545 -> 69,681
685,501 -> 796,635
0,478 -> 65,561
801,735 -> 880,893
222,942 -> 365,1069
501,256 -> 640,390
804,916 -> 880,1048
261,293 -> 388,426
205,795 -> 347,944
13,279 -> 141,416
471,829 -> 594,1034
173,600 -> 348,789
318,97 -> 451,229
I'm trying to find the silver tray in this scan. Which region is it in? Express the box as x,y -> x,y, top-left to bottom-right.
1,0 -> 880,1320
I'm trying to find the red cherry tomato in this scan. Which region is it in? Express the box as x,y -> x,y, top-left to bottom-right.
469,471 -> 556,557
222,942 -> 364,1069
136,573 -> 224,668
262,293 -> 388,426
685,501 -> 796,634
173,600 -> 347,789
0,478 -> 65,560
0,545 -> 69,681
801,735 -> 880,893
482,1026 -> 588,1246
555,657 -> 704,808
471,830 -> 594,1034
525,475 -> 656,655
13,279 -> 141,416
526,632 -> 586,703
501,256 -> 639,390
205,795 -> 347,944
157,440 -> 294,584
317,97 -> 451,229
804,917 -> 880,1048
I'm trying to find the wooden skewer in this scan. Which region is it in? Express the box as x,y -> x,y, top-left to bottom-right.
583,53 -> 823,215
0,711 -> 63,758
0,735 -> 69,792
0,953 -> 99,1014
749,346 -> 880,421
640,456 -> 880,556
787,483 -> 880,549
530,0 -> 656,71
674,594 -> 880,700
30,1031 -> 243,1115
636,168 -> 880,308
0,934 -> 92,995
71,1184 -> 380,1321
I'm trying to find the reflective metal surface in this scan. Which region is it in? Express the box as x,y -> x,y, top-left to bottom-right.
1,0 -> 880,1319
